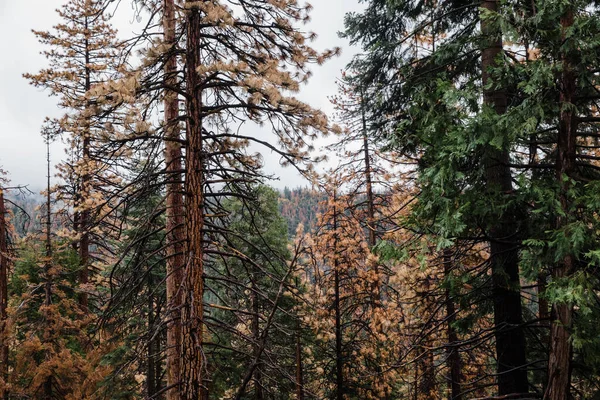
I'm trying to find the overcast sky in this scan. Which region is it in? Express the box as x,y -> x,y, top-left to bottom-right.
0,0 -> 364,191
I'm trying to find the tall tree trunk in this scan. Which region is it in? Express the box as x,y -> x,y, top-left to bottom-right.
0,188 -> 9,400
360,90 -> 376,250
545,7 -> 576,400
44,139 -> 53,400
163,0 -> 184,398
78,14 -> 92,312
79,134 -> 90,312
418,274 -> 436,399
480,0 -> 528,395
295,313 -> 304,400
333,199 -> 344,400
443,250 -> 462,400
180,2 -> 207,399
360,88 -> 382,309
419,350 -> 435,399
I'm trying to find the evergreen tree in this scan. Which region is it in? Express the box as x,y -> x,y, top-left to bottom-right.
344,0 -> 531,395
161,1 -> 185,397
24,0 -> 123,312
208,184 -> 298,399
344,0 -> 600,397
85,1 -> 338,397
300,176 -> 399,399
103,162 -> 167,399
8,139 -> 111,399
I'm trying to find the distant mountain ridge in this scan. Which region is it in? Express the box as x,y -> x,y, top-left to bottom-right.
278,186 -> 325,237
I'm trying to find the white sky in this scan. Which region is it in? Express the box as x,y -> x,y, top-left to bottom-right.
0,0 -> 363,191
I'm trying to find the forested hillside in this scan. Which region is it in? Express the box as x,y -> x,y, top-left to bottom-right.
1,0 -> 600,399
278,187 -> 325,236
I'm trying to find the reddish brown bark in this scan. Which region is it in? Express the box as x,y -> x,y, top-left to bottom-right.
163,0 -> 184,398
0,189 -> 9,400
480,0 -> 528,395
180,2 -> 207,399
545,7 -> 576,400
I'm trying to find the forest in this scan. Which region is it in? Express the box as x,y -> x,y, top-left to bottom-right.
0,0 -> 599,399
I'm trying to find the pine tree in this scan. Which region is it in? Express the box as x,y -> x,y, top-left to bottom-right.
207,184 -> 298,399
24,0 -> 123,312
300,177 -> 399,399
162,1 -> 185,398
82,0 -> 337,396
104,159 -> 167,398
8,137 -> 111,399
